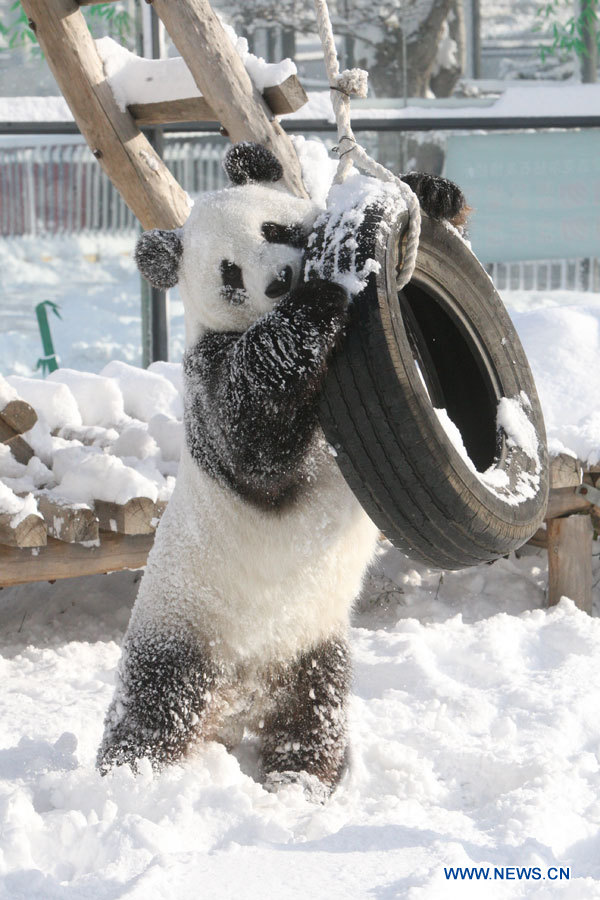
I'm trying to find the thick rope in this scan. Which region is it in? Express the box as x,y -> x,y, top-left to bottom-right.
312,0 -> 421,290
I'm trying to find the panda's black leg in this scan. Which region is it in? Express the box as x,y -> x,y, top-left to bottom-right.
97,627 -> 221,774
260,636 -> 352,800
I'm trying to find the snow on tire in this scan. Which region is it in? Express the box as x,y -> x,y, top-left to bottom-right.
310,199 -> 549,569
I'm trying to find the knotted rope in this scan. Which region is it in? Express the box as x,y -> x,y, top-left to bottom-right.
313,0 -> 421,290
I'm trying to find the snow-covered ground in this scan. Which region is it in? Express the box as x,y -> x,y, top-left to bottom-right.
1,235 -> 600,896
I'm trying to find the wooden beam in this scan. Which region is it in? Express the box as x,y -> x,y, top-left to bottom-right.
129,75 -> 308,126
547,454 -> 593,613
20,0 -> 190,230
0,513 -> 47,549
0,533 -> 154,587
546,486 -> 593,520
94,497 -> 157,535
151,0 -> 307,198
36,495 -> 99,544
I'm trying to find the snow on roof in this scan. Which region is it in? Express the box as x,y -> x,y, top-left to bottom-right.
2,83 -> 599,125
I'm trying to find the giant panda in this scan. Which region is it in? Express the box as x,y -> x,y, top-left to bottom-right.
97,142 -> 467,799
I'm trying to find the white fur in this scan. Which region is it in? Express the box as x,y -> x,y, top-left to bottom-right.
179,184 -> 320,343
130,442 -> 377,666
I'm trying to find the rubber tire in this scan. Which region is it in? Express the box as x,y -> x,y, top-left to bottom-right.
316,207 -> 549,569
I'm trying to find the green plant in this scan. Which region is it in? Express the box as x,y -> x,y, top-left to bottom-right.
535,0 -> 599,63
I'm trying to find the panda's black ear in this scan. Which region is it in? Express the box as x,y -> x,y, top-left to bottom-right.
135,229 -> 183,289
223,142 -> 283,185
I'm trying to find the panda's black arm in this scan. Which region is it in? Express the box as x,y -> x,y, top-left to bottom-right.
184,278 -> 347,507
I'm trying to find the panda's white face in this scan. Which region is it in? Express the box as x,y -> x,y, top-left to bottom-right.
179,184 -> 320,345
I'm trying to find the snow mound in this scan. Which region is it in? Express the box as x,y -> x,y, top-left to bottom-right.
101,360 -> 183,422
47,368 -> 125,428
7,375 -> 82,431
1,363 -> 185,508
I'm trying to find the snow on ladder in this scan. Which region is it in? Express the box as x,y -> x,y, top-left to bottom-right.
19,0 -> 310,230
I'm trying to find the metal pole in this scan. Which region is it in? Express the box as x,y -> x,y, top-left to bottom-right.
472,0 -> 481,80
581,0 -> 598,83
141,4 -> 169,365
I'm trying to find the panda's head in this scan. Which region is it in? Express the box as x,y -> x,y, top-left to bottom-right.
135,142 -> 320,344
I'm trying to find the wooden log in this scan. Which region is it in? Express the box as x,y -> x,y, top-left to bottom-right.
547,517 -> 593,614
36,494 -> 99,544
2,434 -> 34,465
527,526 -> 548,549
547,454 -> 593,613
0,533 -> 154,587
130,97 -> 215,127
264,77 -> 309,116
0,399 -> 37,438
546,486 -> 593,520
151,0 -> 307,198
0,513 -> 47,549
94,497 -> 157,535
20,0 -> 190,230
129,75 -> 308,126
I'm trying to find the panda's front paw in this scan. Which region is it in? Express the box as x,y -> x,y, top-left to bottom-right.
401,172 -> 467,224
288,278 -> 348,322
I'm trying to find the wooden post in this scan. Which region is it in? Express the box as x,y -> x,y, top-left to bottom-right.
151,0 -> 307,199
547,454 -> 593,613
20,0 -> 190,230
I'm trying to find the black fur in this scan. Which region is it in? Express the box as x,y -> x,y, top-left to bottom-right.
400,172 -> 466,222
135,228 -> 183,289
261,636 -> 352,791
223,142 -> 283,185
220,259 -> 248,305
183,279 -> 348,510
262,222 -> 307,249
97,627 -> 220,773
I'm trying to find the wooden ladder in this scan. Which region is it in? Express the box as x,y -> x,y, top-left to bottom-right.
19,0 -> 310,236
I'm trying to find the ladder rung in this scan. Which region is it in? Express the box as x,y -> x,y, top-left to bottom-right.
129,75 -> 307,126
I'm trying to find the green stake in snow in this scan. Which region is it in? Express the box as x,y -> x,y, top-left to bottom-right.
35,300 -> 61,375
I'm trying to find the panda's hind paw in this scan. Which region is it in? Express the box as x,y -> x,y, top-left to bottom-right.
263,770 -> 332,803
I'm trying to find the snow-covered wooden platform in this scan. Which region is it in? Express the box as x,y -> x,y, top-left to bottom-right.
0,364 -> 180,585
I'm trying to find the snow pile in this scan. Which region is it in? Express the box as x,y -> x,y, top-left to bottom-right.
508,299 -> 600,466
7,375 -> 82,431
96,25 -> 296,113
0,479 -> 39,525
48,368 -> 125,428
0,544 -> 598,896
0,369 -> 183,510
102,359 -> 183,422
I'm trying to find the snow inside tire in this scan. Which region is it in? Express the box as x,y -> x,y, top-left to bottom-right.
312,202 -> 550,569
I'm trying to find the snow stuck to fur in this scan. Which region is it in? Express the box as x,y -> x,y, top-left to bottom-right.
96,25 -> 296,113
305,174 -> 404,296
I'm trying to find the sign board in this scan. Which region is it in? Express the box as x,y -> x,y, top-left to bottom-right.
444,131 -> 600,262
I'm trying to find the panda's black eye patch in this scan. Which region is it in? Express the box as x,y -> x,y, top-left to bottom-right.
220,259 -> 247,305
261,222 -> 306,249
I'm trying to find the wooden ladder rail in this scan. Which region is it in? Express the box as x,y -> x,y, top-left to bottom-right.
19,0 -> 308,236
